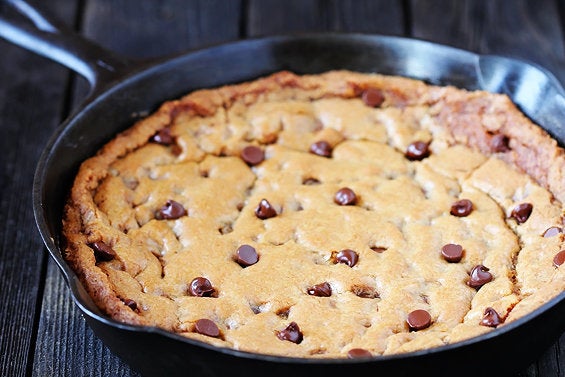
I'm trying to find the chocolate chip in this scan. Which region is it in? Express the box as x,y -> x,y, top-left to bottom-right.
510,203 -> 533,224
361,88 -> 385,107
241,145 -> 265,166
335,249 -> 359,267
480,307 -> 503,327
441,243 -> 464,263
188,277 -> 215,297
543,227 -> 562,238
334,187 -> 357,206
491,134 -> 510,153
89,241 -> 116,262
407,309 -> 432,331
121,298 -> 137,311
255,199 -> 277,219
450,199 -> 473,217
347,348 -> 373,359
309,140 -> 332,157
405,141 -> 430,161
194,318 -> 220,338
553,250 -> 565,267
151,128 -> 173,145
236,244 -> 259,267
467,265 -> 493,289
276,321 -> 303,344
156,200 -> 187,220
307,282 -> 332,297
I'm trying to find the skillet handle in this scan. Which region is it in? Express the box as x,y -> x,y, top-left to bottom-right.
0,0 -> 133,92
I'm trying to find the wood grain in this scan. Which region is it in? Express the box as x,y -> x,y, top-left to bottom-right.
82,0 -> 243,59
71,0 -> 244,111
247,0 -> 405,36
410,0 -> 565,84
0,1 -> 78,376
32,261 -> 141,377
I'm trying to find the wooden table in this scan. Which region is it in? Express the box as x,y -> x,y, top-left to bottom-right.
1,1 -> 564,376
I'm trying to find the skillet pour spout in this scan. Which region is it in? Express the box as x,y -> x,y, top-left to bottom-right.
2,1 -> 565,376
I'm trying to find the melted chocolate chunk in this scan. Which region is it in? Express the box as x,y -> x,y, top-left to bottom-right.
441,243 -> 464,263
491,133 -> 510,153
480,307 -> 503,327
407,309 -> 432,331
276,321 -> 303,344
194,318 -> 220,338
307,282 -> 332,297
241,145 -> 265,166
89,241 -> 116,262
150,128 -> 174,145
334,187 -> 357,206
236,244 -> 259,267
188,277 -> 215,297
361,88 -> 385,107
156,200 -> 187,220
510,203 -> 533,224
347,348 -> 373,359
351,285 -> 379,299
309,140 -> 332,157
405,141 -> 430,161
468,265 -> 493,289
335,249 -> 359,267
450,199 -> 473,217
553,250 -> 565,267
370,246 -> 387,253
543,227 -> 562,238
121,298 -> 137,311
255,199 -> 277,219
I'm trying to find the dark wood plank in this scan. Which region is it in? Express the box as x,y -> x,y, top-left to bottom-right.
71,0 -> 244,111
0,1 -> 78,376
30,1 -> 242,375
331,0 -> 405,34
32,261 -> 141,377
82,0 -> 242,59
410,1 -> 565,376
72,0 -> 244,108
247,0 -> 335,36
410,0 -> 565,83
536,334 -> 565,377
247,0 -> 405,36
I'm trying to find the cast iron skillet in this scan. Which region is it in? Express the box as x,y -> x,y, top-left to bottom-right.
2,1 -> 565,376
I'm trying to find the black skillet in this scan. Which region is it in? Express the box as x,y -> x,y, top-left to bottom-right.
1,1 -> 565,376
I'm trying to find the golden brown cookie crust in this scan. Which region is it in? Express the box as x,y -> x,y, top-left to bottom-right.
62,70 -> 565,358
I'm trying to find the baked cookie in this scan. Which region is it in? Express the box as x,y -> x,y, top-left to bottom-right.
62,70 -> 565,358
